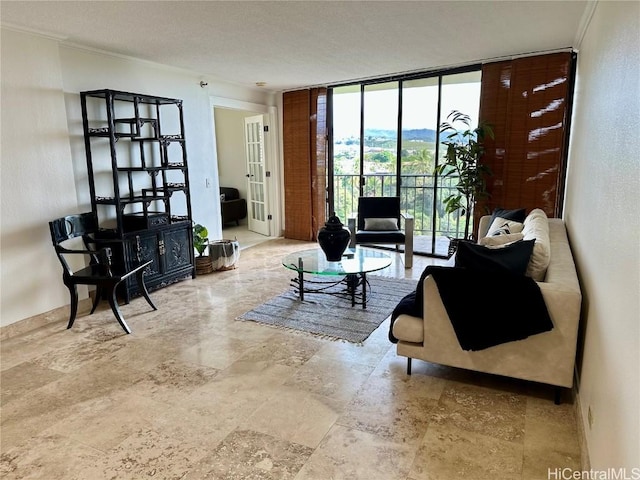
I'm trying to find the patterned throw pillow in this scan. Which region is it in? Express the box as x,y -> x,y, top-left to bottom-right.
487,217 -> 524,236
479,232 -> 524,247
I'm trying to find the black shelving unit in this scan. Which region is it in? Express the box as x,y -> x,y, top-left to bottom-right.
80,89 -> 195,301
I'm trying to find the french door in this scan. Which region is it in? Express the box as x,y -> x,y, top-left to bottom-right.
244,115 -> 269,236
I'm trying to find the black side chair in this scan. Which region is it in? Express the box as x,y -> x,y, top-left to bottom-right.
348,196 -> 414,269
49,213 -> 156,334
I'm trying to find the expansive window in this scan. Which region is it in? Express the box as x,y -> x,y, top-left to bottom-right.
332,85 -> 361,218
363,81 -> 399,193
281,52 -> 575,248
400,77 -> 439,246
330,68 -> 482,256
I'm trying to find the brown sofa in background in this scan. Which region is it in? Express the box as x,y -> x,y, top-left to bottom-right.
220,187 -> 247,226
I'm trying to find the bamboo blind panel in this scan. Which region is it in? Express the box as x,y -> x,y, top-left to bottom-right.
311,88 -> 328,240
283,90 -> 313,240
478,52 -> 574,221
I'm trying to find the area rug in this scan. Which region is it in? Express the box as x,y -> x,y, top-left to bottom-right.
237,275 -> 417,343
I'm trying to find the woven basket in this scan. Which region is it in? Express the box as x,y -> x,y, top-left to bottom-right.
209,239 -> 240,271
195,255 -> 214,275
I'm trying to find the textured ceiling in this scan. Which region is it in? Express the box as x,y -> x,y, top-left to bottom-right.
1,1 -> 589,92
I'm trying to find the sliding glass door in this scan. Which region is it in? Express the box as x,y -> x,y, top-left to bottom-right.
400,77 -> 439,253
435,72 -> 482,249
332,85 -> 361,218
330,68 -> 481,256
362,82 -> 399,197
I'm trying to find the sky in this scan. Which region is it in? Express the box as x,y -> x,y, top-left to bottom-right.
333,81 -> 481,137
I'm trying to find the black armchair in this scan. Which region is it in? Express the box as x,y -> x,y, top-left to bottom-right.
348,196 -> 414,269
220,187 -> 248,226
49,212 -> 156,334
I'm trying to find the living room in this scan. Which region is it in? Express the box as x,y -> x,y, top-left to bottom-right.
1,1 -> 638,478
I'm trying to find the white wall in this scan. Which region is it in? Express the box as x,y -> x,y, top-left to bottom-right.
0,27 -> 275,328
0,29 -> 82,326
565,1 -> 640,469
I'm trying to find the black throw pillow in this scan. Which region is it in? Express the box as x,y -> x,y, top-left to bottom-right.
489,207 -> 527,226
454,239 -> 535,276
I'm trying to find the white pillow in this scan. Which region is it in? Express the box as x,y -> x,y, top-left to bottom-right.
522,209 -> 551,281
487,217 -> 524,236
364,217 -> 398,231
479,232 -> 524,247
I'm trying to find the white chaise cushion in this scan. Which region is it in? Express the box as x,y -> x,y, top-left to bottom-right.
522,208 -> 551,281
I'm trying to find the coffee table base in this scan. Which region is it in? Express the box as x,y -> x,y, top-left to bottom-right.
283,249 -> 391,309
291,271 -> 370,309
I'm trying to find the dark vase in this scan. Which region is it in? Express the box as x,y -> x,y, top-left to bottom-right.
318,212 -> 351,261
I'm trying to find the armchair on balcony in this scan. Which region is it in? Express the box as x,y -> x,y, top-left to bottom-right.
348,196 -> 414,269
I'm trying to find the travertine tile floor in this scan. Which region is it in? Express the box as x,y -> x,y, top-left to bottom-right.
1,238 -> 582,479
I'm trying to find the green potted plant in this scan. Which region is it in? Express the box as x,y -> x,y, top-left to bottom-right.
193,223 -> 213,274
193,223 -> 209,256
435,110 -> 494,245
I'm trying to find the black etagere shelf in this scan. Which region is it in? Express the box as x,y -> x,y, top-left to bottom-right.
80,89 -> 195,301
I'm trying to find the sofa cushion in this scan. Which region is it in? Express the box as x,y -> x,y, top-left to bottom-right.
364,217 -> 398,231
522,209 -> 551,281
455,239 -> 535,276
356,230 -> 405,244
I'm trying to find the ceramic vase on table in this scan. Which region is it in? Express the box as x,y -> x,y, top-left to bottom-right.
318,212 -> 351,261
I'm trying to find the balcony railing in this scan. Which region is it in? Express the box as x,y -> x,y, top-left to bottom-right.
333,173 -> 466,240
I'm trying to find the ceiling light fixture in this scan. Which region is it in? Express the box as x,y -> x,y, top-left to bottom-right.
199,81 -> 208,88
255,82 -> 267,87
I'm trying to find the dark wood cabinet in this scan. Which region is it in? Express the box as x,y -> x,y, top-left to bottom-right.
80,89 -> 195,301
121,224 -> 192,294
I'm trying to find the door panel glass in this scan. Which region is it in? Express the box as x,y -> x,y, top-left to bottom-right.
332,85 -> 361,221
436,71 -> 482,244
363,81 -> 398,197
244,116 -> 269,235
401,77 -> 439,253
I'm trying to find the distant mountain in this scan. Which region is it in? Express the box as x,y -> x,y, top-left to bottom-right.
364,128 -> 437,142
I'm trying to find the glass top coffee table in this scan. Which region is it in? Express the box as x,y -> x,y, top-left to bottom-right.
282,247 -> 392,308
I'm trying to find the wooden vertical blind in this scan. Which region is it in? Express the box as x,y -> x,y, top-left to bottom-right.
311,89 -> 328,238
478,52 -> 576,221
283,88 -> 327,241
